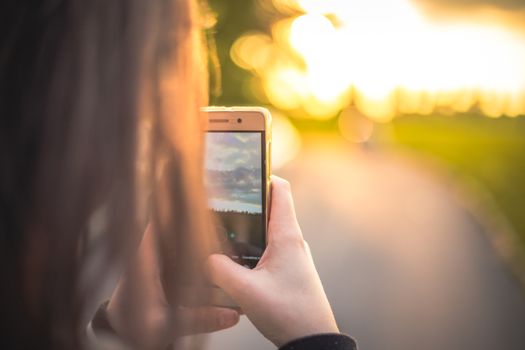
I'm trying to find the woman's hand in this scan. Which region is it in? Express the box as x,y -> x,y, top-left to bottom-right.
106,225 -> 240,349
207,176 -> 339,347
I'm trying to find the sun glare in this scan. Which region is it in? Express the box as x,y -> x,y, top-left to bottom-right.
231,0 -> 525,121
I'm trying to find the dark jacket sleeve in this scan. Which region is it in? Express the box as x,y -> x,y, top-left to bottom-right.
279,333 -> 357,350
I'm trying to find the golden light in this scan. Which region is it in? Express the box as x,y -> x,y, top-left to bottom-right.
338,107 -> 374,143
230,0 -> 525,121
270,111 -> 302,169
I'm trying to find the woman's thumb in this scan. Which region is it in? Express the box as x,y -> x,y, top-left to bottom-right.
206,254 -> 254,302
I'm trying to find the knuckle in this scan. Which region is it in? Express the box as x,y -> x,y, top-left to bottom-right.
302,239 -> 310,250
278,233 -> 305,249
299,238 -> 309,251
302,239 -> 312,254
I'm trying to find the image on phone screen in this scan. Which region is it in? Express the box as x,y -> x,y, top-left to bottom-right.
204,131 -> 265,269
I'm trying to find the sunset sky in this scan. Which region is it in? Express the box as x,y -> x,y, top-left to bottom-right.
231,0 -> 525,120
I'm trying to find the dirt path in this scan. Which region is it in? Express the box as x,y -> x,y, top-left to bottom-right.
207,138 -> 525,350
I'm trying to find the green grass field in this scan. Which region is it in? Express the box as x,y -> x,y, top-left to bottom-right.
387,114 -> 525,266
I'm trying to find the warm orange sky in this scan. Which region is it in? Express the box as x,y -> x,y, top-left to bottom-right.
413,0 -> 525,32
232,0 -> 525,120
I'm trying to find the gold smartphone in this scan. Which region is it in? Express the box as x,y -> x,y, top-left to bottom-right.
203,106 -> 272,307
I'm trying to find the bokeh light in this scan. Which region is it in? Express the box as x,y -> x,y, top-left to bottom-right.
230,0 -> 525,121
270,111 -> 302,169
338,107 -> 374,143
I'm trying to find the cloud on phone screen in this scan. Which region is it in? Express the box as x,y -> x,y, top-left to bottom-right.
205,132 -> 262,214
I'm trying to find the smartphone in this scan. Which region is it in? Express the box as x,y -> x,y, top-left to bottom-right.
203,107 -> 271,273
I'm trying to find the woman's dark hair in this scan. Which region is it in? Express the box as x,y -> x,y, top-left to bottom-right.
0,0 -> 212,348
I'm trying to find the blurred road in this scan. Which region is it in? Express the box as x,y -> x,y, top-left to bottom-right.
206,137 -> 525,350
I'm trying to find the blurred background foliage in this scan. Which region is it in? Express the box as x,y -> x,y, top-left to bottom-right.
206,0 -> 525,277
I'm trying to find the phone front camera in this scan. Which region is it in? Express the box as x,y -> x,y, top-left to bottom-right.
237,118 -> 242,123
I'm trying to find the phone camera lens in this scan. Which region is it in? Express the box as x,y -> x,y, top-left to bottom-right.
237,118 -> 242,123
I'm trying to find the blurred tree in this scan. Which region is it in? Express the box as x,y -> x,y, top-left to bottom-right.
207,0 -> 289,105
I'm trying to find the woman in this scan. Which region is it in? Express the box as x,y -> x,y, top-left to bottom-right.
0,0 -> 356,349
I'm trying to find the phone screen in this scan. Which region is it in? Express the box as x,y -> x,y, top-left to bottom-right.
204,131 -> 265,268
